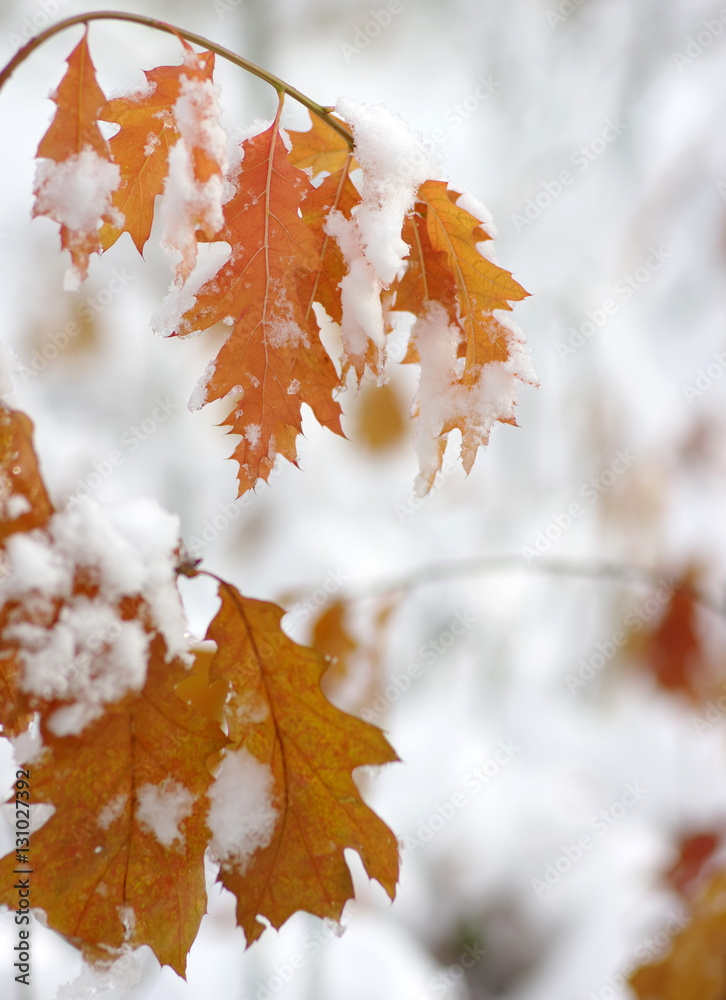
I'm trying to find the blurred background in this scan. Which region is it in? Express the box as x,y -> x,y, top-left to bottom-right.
1,0 -> 726,997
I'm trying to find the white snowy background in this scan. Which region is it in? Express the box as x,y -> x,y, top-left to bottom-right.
0,0 -> 725,998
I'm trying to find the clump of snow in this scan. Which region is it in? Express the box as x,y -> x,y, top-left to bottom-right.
456,190 -> 498,239
265,283 -> 311,350
159,71 -> 228,284
456,190 -> 500,263
237,118 -> 274,143
10,723 -> 43,766
411,303 -> 536,495
335,97 -> 435,286
34,150 -> 121,234
33,148 -> 122,290
55,953 -> 143,1000
325,98 -> 435,374
410,304 -> 461,492
207,748 -> 278,872
151,243 -> 231,339
118,905 -> 135,942
0,449 -> 33,527
144,132 -> 160,157
7,495 -> 31,519
188,359 -> 217,411
244,424 -> 261,448
0,498 -> 189,735
136,776 -> 194,848
325,209 -> 384,366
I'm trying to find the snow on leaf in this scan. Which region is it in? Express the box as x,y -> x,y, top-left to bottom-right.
203,581 -> 399,945
174,97 -> 342,496
98,47 -> 216,256
391,180 -> 535,494
32,30 -> 120,289
334,97 -> 433,287
206,746 -> 278,872
0,498 -> 189,737
0,633 -> 226,977
159,44 -> 228,285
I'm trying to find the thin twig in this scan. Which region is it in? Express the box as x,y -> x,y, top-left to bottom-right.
289,556 -> 725,619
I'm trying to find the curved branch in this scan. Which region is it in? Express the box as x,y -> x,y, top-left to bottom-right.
0,10 -> 354,146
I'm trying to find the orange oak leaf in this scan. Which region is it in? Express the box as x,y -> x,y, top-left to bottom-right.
176,99 -> 343,496
391,180 -> 534,493
203,580 -> 399,945
99,46 -> 216,256
418,180 -> 528,323
33,30 -> 120,288
0,632 -> 226,976
286,110 -> 355,178
392,203 -> 459,341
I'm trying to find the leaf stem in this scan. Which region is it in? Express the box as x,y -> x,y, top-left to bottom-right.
0,10 -> 354,146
